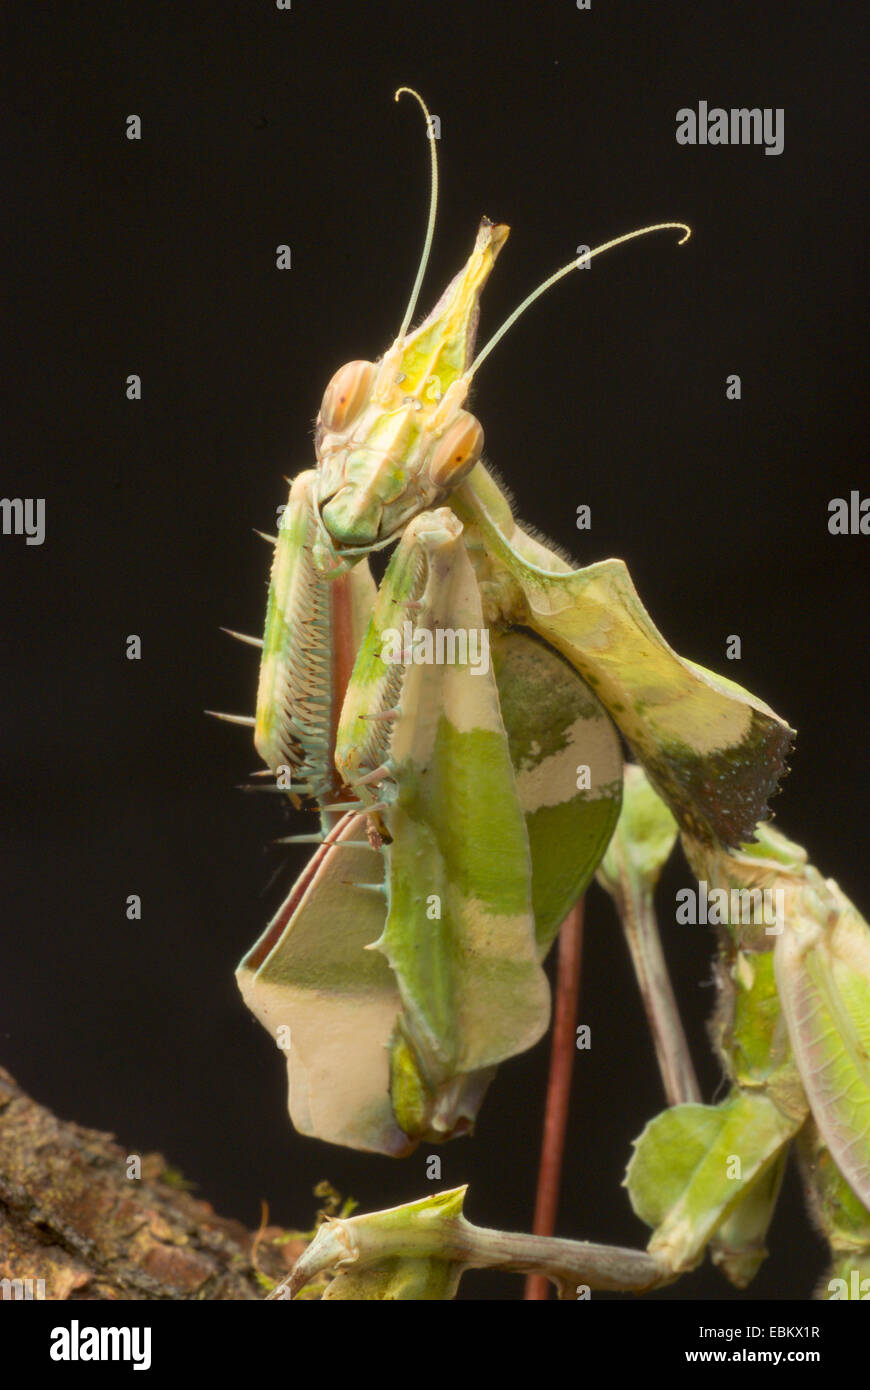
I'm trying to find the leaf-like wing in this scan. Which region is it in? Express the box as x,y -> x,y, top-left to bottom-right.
775,883 -> 870,1207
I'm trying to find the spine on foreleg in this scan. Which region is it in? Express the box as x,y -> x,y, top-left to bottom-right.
255,470 -> 375,804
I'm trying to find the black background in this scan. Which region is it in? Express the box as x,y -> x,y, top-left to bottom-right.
3,1 -> 867,1300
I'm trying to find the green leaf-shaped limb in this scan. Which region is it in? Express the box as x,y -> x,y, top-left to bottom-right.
626,1093 -> 800,1273
288,1188 -> 469,1301
281,1185 -> 668,1299
711,1148 -> 788,1288
457,466 -> 793,850
337,510 -> 621,1141
373,522 -> 548,1082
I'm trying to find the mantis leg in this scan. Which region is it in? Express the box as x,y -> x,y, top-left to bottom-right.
335,507 -> 549,1136
280,1186 -> 674,1300
330,506 -> 623,1146
253,468 -> 375,815
455,464 -> 794,851
622,787 -> 870,1290
598,768 -> 797,1284
597,765 -> 701,1109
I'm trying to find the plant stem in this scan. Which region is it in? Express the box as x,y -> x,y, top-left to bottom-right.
525,898 -> 585,1300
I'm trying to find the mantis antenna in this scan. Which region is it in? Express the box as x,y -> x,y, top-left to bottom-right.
394,86 -> 440,341
467,222 -> 692,379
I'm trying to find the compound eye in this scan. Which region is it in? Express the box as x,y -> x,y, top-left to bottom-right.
319,360 -> 376,432
428,411 -> 484,489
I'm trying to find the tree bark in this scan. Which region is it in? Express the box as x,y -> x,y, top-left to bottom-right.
0,1067 -> 304,1300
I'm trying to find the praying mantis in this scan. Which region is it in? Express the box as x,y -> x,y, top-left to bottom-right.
220,89 -> 796,1162
276,766 -> 870,1300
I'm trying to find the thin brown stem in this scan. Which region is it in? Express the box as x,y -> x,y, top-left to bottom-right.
524,898 -> 585,1300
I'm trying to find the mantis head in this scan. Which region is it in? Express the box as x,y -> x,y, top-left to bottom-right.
312,217 -> 507,573
311,88 -> 690,575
